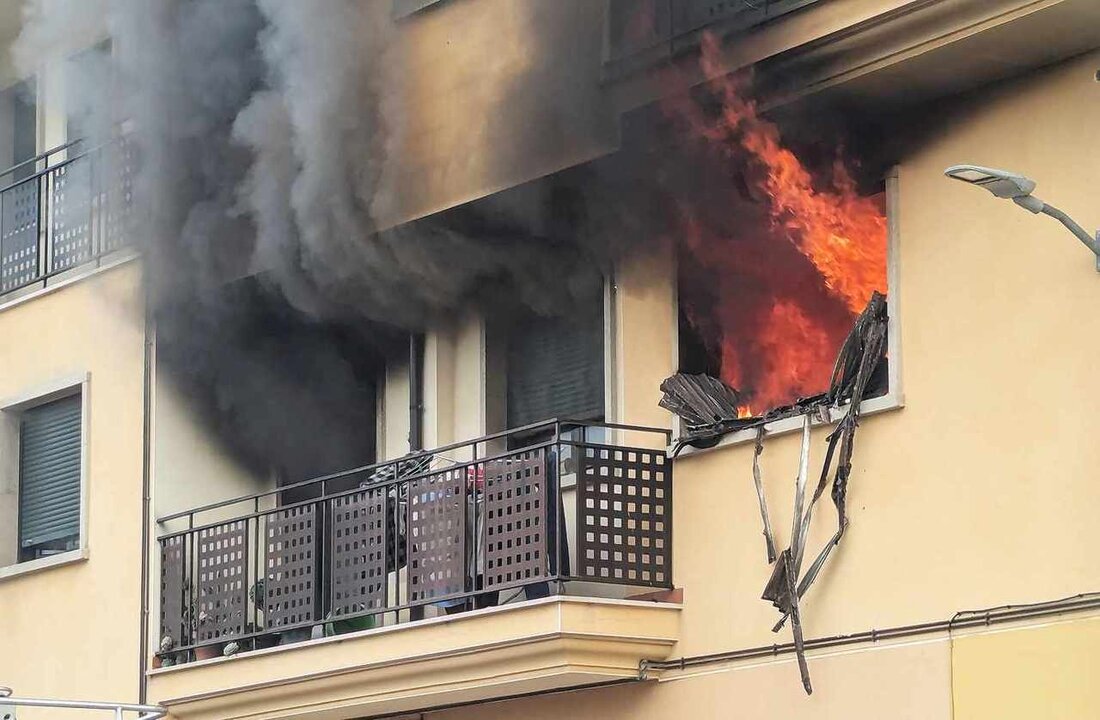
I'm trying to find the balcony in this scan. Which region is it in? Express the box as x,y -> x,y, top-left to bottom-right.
149,421 -> 679,720
0,137 -> 136,300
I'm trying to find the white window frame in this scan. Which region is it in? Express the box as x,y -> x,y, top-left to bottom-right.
0,372 -> 90,580
672,169 -> 903,455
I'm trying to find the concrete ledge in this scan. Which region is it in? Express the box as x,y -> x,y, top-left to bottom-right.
147,596 -> 681,720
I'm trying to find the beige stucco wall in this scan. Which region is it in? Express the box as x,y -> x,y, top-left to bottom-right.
423,310 -> 484,452
428,609 -> 1100,720
380,355 -> 411,460
0,262 -> 145,714
379,312 -> 485,462
952,613 -> 1100,718
431,634 -> 954,720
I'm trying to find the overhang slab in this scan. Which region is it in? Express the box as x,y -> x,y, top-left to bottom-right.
147,597 -> 681,720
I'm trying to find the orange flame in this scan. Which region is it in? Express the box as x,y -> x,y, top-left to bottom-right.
754,300 -> 835,408
695,33 -> 887,316
665,32 -> 887,413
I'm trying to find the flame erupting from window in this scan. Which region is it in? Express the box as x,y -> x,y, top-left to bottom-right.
668,34 -> 888,413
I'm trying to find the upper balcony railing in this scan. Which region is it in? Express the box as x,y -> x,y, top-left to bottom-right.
605,0 -> 823,78
155,420 -> 673,664
0,135 -> 136,299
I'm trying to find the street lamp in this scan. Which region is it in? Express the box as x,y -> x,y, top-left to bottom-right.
944,164 -> 1099,271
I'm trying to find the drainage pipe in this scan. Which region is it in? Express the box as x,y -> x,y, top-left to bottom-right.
408,332 -> 425,452
640,591 -> 1100,678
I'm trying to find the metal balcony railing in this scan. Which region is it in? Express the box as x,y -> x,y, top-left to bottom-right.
0,136 -> 136,297
155,420 -> 673,664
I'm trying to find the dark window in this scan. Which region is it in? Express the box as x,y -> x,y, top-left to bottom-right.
0,79 -> 37,182
506,299 -> 605,430
18,394 -> 82,562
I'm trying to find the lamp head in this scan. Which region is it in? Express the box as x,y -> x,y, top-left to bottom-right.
944,164 -> 1037,199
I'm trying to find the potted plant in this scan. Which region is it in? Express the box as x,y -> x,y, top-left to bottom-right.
192,610 -> 224,660
323,604 -> 377,637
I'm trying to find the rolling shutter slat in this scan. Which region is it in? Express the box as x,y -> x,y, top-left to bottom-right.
507,301 -> 604,428
19,395 -> 81,549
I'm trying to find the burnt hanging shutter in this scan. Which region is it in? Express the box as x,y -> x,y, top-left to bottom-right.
19,394 -> 82,552
507,302 -> 605,428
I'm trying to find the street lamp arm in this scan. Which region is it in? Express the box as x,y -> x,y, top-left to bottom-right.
1039,202 -> 1099,255
944,164 -> 1099,271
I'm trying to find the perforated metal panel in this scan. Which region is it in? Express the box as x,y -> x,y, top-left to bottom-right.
330,488 -> 388,615
0,180 -> 39,292
196,521 -> 247,641
408,469 -> 466,601
576,446 -> 672,587
483,450 -> 546,589
50,157 -> 92,272
102,136 -> 135,253
159,535 -> 188,645
265,505 -> 317,628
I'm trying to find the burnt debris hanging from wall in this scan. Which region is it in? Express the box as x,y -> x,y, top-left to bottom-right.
660,292 -> 889,693
661,293 -> 889,452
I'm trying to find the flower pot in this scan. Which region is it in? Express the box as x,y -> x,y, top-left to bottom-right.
194,643 -> 223,661
325,614 -> 375,637
277,627 -> 314,646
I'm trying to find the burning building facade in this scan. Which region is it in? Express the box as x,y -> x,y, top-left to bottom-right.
1,1 -> 1100,719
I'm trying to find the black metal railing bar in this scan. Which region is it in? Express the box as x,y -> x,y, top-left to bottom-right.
155,420 -> 673,664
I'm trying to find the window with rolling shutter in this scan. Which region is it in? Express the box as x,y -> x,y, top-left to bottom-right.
18,394 -> 82,562
506,301 -> 605,429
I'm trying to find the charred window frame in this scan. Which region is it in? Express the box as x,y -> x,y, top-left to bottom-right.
673,170 -> 903,448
